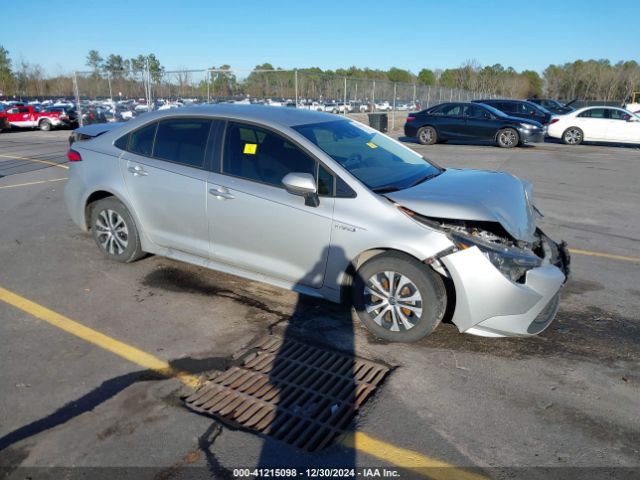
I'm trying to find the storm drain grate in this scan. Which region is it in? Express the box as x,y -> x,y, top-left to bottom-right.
184,336 -> 389,451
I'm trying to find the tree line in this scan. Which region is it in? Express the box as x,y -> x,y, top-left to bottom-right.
0,46 -> 638,102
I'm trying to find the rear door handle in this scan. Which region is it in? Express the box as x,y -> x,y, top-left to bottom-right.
128,165 -> 148,176
209,187 -> 234,200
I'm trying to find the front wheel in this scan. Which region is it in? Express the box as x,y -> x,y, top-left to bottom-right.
39,119 -> 52,131
562,127 -> 583,145
416,126 -> 437,145
352,252 -> 447,342
496,128 -> 519,148
89,197 -> 145,263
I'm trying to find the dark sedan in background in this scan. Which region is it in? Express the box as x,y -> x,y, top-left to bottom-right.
527,98 -> 575,115
404,102 -> 544,148
473,99 -> 553,126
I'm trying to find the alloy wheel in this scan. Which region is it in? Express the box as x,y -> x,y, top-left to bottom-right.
364,271 -> 423,332
95,209 -> 129,255
564,128 -> 582,144
419,128 -> 433,144
499,129 -> 517,147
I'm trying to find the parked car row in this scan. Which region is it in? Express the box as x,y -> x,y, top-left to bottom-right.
404,98 -> 640,148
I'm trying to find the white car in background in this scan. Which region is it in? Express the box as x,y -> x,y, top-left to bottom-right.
547,106 -> 640,145
374,101 -> 392,111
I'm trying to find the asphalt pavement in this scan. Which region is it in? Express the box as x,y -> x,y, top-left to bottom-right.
0,129 -> 638,480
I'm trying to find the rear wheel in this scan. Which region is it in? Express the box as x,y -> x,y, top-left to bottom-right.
497,128 -> 519,148
416,126 -> 437,145
89,197 -> 145,263
562,127 -> 583,145
352,252 -> 447,342
39,119 -> 52,131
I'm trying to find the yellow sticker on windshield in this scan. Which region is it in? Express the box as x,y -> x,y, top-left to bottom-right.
243,143 -> 257,155
366,142 -> 378,149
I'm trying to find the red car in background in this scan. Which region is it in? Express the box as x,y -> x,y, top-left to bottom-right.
3,105 -> 75,131
0,111 -> 9,131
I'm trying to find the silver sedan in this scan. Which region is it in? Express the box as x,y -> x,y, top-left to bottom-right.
65,105 -> 570,342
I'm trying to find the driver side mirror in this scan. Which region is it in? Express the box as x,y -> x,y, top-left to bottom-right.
282,172 -> 319,207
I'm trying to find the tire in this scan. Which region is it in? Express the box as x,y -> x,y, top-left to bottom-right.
352,252 -> 447,342
39,119 -> 52,131
416,126 -> 437,145
496,128 -> 519,148
562,127 -> 583,145
89,197 -> 145,263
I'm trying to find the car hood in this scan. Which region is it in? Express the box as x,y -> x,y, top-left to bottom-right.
386,168 -> 537,242
501,115 -> 543,128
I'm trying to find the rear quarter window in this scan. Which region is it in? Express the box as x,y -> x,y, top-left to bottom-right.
128,122 -> 157,156
114,134 -> 129,150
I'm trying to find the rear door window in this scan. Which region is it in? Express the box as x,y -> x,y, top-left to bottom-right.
441,104 -> 463,116
464,105 -> 489,119
129,122 -> 157,156
153,118 -> 212,168
578,108 -> 606,118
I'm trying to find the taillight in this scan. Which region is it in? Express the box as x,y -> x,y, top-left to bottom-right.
550,118 -> 560,125
67,149 -> 82,162
406,116 -> 416,122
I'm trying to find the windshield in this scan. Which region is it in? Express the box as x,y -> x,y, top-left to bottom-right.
481,103 -> 508,118
526,101 -> 552,115
293,120 -> 442,192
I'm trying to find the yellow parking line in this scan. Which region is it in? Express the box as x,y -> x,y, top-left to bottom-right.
0,153 -> 69,170
571,248 -> 640,263
0,284 -> 486,479
339,432 -> 487,480
0,285 -> 201,389
0,177 -> 68,189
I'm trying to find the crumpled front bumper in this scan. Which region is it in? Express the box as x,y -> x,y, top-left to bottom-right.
440,235 -> 570,337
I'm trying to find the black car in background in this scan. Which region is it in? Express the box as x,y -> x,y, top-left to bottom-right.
404,102 -> 544,148
527,98 -> 575,115
44,106 -> 79,127
473,99 -> 553,125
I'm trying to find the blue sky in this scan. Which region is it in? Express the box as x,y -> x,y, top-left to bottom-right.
3,0 -> 639,75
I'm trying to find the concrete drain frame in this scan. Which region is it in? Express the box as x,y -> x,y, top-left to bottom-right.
185,335 -> 390,452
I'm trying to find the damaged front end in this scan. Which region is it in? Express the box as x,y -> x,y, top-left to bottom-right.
400,209 -> 571,337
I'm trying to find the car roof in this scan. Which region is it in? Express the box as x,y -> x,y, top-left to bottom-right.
574,106 -> 628,113
121,104 -> 343,127
476,99 -> 528,104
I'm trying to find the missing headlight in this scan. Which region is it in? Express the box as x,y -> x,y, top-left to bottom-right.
450,231 -> 542,283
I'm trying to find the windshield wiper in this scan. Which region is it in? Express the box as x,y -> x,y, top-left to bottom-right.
407,170 -> 443,188
372,185 -> 401,193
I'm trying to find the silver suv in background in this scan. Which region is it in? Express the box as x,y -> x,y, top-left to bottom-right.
64,106 -> 570,342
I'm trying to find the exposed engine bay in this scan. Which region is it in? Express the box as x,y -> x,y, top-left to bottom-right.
399,207 -> 570,284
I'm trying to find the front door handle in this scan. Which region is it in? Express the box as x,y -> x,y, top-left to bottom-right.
209,187 -> 235,200
128,165 -> 148,176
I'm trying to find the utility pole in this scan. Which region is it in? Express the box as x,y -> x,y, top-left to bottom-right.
372,80 -> 375,112
392,83 -> 397,130
73,72 -> 83,127
343,77 -> 347,116
295,69 -> 298,107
